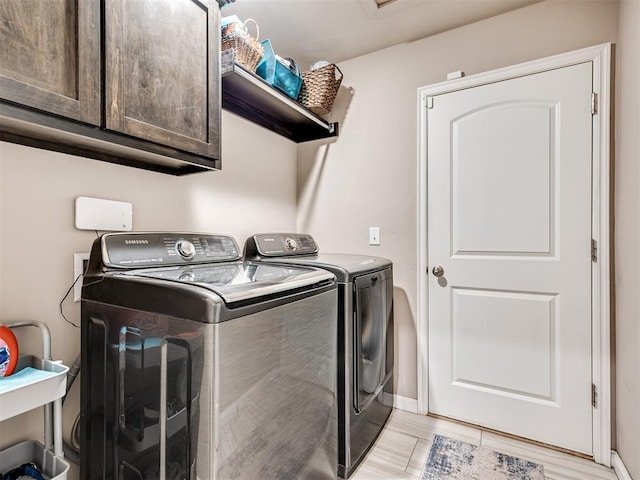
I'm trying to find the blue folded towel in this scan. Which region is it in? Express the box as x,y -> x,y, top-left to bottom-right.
0,366 -> 57,393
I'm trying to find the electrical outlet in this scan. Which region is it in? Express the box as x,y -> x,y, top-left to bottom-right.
74,253 -> 90,302
369,227 -> 380,246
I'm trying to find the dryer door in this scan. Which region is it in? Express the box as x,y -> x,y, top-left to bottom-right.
353,268 -> 392,412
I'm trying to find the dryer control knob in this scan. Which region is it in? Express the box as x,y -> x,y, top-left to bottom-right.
284,237 -> 298,251
176,240 -> 196,259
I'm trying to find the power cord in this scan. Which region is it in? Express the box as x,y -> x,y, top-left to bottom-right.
60,232 -> 99,328
59,274 -> 82,328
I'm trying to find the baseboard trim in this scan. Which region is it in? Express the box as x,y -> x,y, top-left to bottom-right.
393,394 -> 418,413
611,451 -> 632,480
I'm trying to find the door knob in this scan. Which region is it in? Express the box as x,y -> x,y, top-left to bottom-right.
432,265 -> 444,277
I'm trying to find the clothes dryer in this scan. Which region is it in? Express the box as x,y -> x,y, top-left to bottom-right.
244,233 -> 394,478
80,232 -> 338,480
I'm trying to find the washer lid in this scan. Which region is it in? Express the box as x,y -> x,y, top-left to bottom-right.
115,262 -> 335,304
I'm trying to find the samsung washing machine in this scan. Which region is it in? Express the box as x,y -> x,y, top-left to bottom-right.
244,233 -> 394,478
80,232 -> 338,480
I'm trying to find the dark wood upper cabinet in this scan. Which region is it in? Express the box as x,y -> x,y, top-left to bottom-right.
104,0 -> 220,158
0,0 -> 101,125
0,0 -> 221,174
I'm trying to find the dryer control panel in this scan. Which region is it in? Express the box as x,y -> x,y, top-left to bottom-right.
247,233 -> 318,257
99,232 -> 241,268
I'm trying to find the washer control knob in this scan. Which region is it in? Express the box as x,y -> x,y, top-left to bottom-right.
176,240 -> 196,259
284,237 -> 298,251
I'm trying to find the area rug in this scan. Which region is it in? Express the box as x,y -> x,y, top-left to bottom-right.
421,434 -> 545,480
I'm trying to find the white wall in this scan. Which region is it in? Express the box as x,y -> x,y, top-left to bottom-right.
0,111 -> 298,459
614,0 -> 640,477
297,0 -> 619,402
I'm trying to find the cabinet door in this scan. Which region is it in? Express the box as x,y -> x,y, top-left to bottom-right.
0,0 -> 101,125
105,0 -> 220,158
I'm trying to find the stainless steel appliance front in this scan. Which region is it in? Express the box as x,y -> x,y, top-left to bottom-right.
197,290 -> 338,479
244,233 -> 394,478
80,232 -> 338,479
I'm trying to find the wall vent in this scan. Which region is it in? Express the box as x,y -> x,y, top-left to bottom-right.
360,0 -> 417,18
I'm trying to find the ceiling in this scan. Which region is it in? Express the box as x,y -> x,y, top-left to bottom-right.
220,0 -> 540,69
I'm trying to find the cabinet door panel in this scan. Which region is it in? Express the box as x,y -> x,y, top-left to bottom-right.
0,0 -> 100,125
105,0 -> 220,158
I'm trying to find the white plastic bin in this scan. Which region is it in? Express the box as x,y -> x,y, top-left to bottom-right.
0,440 -> 70,480
0,356 -> 68,421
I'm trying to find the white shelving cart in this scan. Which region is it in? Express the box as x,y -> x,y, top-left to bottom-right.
0,321 -> 70,479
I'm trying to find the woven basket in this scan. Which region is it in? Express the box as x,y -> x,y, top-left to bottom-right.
221,19 -> 264,72
298,63 -> 343,116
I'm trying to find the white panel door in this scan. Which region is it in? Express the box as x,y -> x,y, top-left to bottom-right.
427,62 -> 593,454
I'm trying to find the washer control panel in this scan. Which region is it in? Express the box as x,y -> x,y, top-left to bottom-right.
102,232 -> 240,268
251,234 -> 318,257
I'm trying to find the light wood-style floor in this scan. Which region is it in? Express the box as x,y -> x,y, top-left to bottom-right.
351,409 -> 617,480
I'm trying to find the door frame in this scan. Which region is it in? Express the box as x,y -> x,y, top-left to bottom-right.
416,43 -> 612,466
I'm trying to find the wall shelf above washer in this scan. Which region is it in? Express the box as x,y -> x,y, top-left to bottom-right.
221,50 -> 339,143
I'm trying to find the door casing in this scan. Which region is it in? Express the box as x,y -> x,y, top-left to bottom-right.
416,43 -> 612,466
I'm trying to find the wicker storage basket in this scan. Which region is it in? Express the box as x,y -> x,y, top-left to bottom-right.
221,18 -> 264,72
298,63 -> 343,115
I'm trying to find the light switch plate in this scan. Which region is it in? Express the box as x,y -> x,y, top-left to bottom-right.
75,196 -> 133,231
369,227 -> 380,245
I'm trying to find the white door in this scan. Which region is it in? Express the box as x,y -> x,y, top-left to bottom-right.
427,62 -> 593,454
